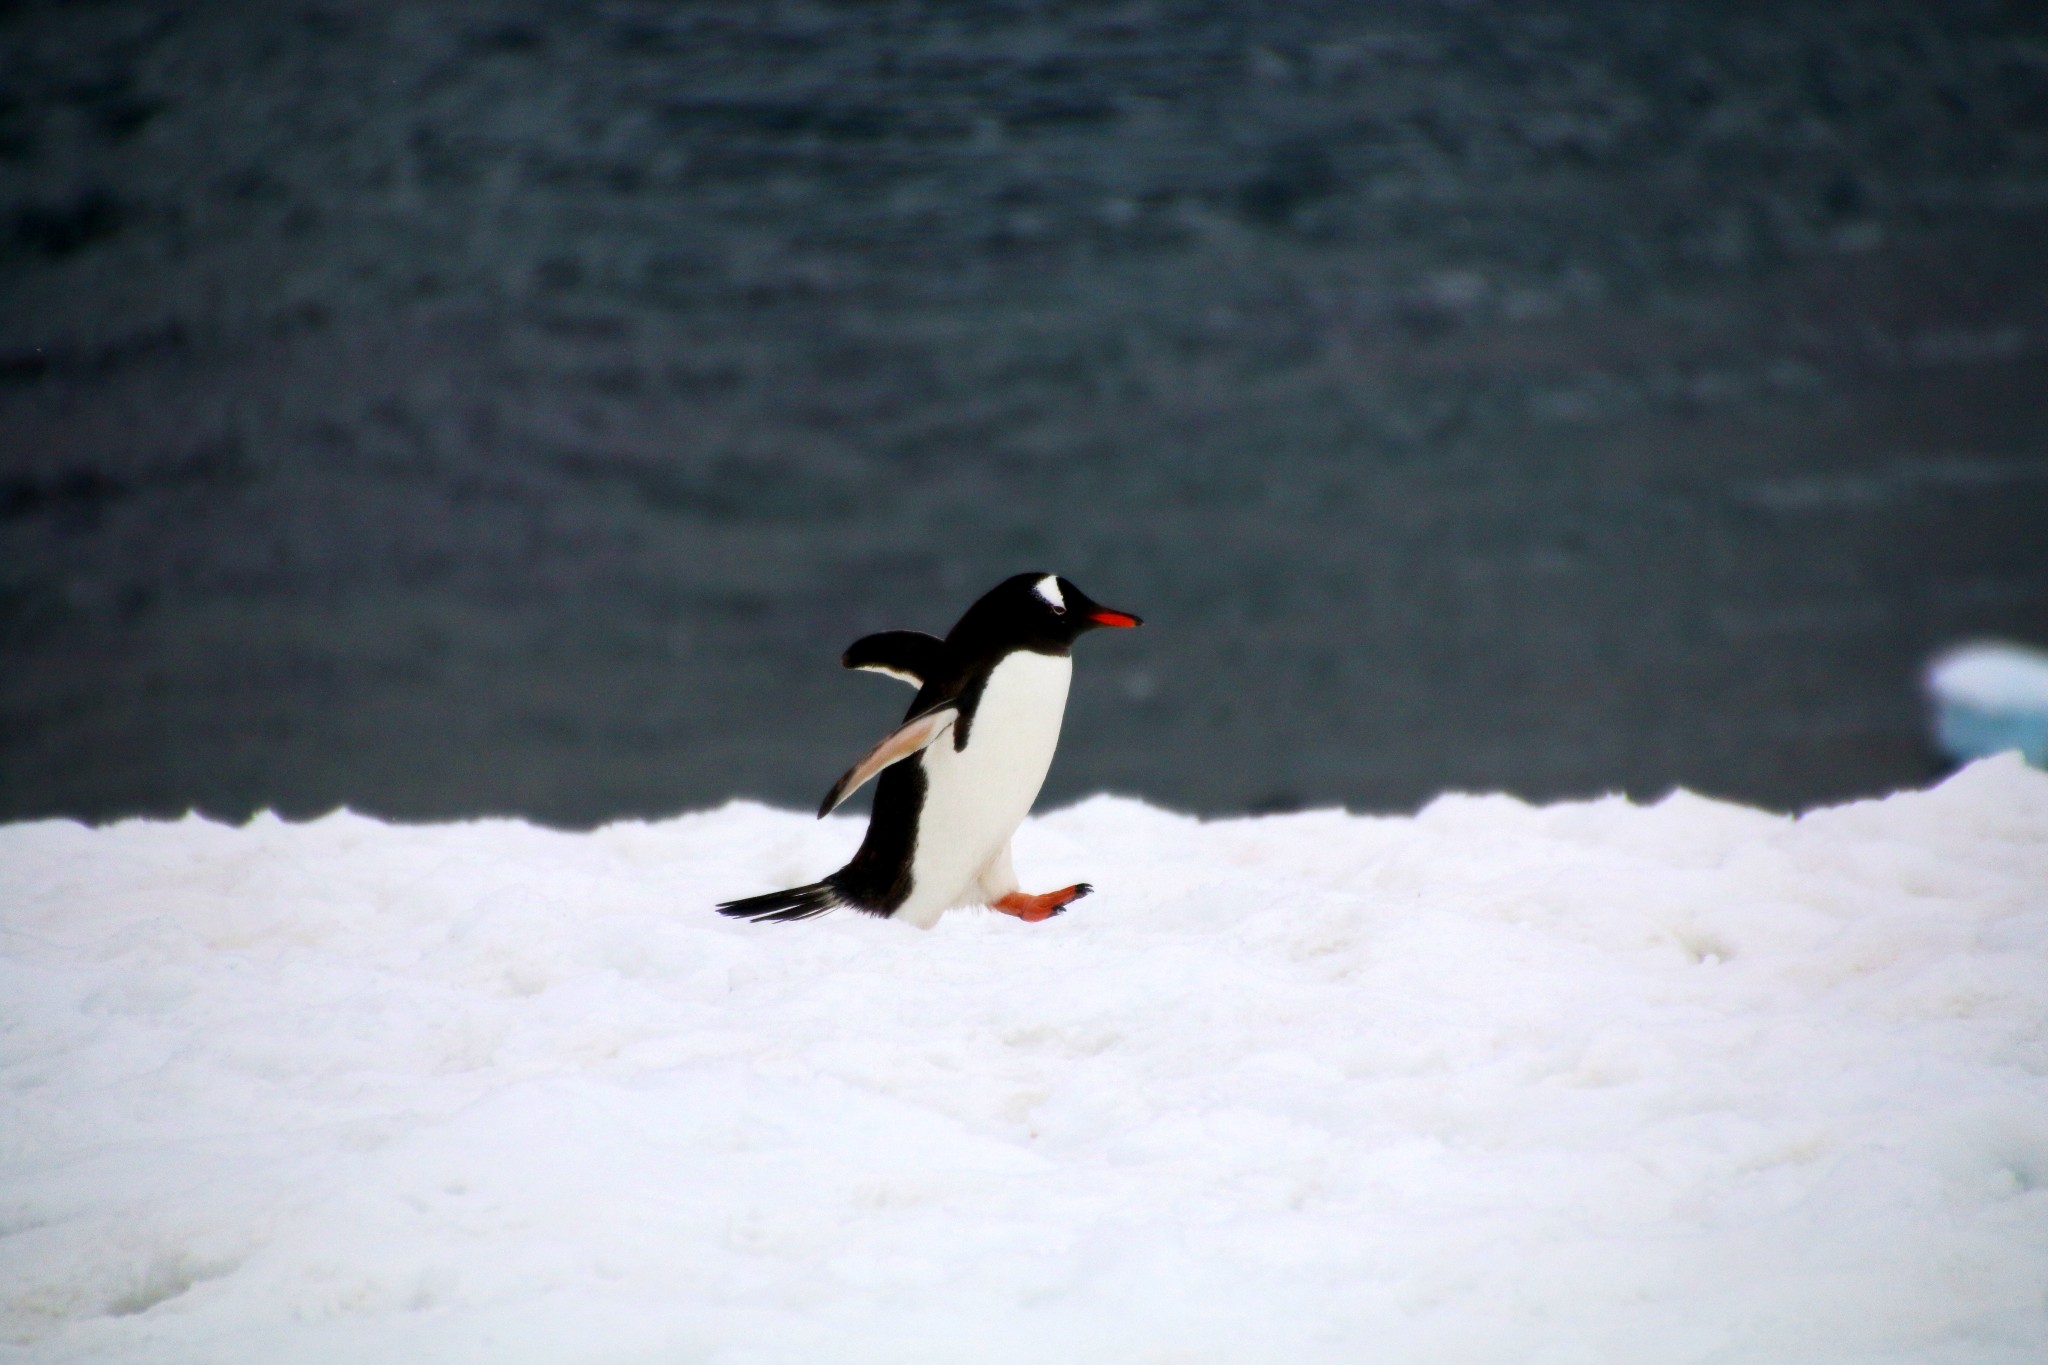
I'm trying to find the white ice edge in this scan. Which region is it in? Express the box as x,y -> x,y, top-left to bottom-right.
1927,639 -> 2048,711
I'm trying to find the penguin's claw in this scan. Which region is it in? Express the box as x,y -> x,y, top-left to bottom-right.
994,883 -> 1092,922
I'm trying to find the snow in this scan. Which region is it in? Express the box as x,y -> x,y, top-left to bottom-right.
5,757 -> 2048,1364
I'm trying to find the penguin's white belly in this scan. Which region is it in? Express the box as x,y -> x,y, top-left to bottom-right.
895,650 -> 1071,928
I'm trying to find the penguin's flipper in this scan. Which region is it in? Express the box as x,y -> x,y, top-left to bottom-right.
717,880 -> 841,922
841,630 -> 946,687
818,705 -> 958,817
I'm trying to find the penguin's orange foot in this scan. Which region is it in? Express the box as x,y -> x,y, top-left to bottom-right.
993,883 -> 1093,923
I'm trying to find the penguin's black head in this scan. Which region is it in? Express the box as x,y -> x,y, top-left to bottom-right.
953,572 -> 1143,654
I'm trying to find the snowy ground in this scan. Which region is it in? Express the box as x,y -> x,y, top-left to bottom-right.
4,757 -> 2047,1364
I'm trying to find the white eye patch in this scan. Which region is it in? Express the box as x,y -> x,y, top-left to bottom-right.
1033,575 -> 1066,613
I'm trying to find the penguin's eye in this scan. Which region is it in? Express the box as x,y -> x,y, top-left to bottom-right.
1033,575 -> 1066,614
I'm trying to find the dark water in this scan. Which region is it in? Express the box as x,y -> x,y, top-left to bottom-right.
4,2 -> 2047,825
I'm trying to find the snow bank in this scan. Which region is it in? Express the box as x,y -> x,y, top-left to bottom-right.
5,758 -> 2048,1364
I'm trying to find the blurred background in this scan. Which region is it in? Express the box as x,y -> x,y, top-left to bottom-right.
3,0 -> 2046,827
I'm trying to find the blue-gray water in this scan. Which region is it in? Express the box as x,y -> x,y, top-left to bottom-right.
4,2 -> 2046,825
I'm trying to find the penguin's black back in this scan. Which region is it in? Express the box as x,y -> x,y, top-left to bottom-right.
811,755 -> 914,912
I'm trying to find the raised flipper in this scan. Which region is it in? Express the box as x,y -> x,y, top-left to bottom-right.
841,630 -> 946,688
818,705 -> 958,817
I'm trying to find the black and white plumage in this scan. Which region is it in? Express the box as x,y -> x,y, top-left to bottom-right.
718,573 -> 1141,929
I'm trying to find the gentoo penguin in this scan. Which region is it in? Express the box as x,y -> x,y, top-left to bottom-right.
717,572 -> 1141,929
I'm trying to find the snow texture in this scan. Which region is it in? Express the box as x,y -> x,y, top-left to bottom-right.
5,757 -> 2048,1363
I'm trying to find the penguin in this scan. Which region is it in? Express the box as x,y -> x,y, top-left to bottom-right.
717,572 -> 1142,929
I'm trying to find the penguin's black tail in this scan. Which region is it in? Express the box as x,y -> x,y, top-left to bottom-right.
716,880 -> 843,923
